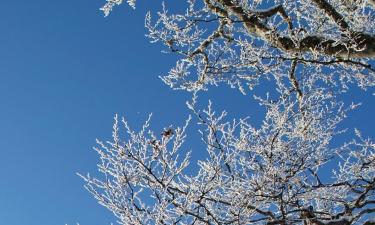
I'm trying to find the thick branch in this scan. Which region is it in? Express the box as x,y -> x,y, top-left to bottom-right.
288,60 -> 303,102
217,0 -> 375,58
310,0 -> 349,31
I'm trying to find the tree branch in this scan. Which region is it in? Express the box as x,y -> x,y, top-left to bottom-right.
217,0 -> 375,58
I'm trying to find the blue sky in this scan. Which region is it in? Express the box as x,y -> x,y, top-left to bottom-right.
0,1 -> 373,225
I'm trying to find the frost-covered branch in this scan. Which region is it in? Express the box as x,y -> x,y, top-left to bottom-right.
79,1 -> 375,224
135,0 -> 375,92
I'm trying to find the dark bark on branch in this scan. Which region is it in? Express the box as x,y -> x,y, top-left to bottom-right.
310,0 -> 349,31
217,0 -> 375,58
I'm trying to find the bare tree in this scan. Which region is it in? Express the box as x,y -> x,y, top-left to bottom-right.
79,1 -> 374,224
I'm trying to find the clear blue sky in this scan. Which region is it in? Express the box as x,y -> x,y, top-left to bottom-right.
0,1 -> 373,225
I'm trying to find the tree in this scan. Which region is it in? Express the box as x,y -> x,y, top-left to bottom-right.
79,0 -> 375,224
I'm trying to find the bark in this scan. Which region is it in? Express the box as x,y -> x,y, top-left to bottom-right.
217,0 -> 375,58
